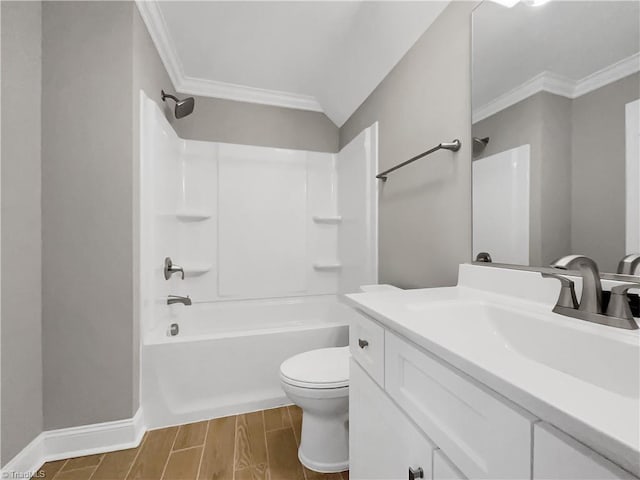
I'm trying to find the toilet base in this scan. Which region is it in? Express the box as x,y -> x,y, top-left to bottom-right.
297,405 -> 349,473
280,381 -> 349,474
299,448 -> 349,474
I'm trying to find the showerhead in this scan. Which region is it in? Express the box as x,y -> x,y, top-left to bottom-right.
161,90 -> 195,119
472,136 -> 490,156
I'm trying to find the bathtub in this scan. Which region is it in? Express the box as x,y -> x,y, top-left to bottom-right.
141,295 -> 352,429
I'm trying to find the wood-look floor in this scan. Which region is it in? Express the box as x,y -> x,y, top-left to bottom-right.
36,406 -> 349,480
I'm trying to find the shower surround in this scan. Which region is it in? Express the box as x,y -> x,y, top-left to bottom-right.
139,92 -> 378,428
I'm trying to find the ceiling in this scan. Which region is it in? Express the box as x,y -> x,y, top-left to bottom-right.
137,1 -> 449,126
473,1 -> 640,116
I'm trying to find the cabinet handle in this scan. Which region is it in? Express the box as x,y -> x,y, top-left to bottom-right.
358,338 -> 369,349
408,466 -> 424,480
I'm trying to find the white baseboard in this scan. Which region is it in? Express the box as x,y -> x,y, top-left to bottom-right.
2,397 -> 297,477
0,433 -> 47,480
1,409 -> 145,478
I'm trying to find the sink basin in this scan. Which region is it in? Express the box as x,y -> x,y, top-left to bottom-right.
403,300 -> 639,399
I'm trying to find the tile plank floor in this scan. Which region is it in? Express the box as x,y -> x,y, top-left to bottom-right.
36,406 -> 349,480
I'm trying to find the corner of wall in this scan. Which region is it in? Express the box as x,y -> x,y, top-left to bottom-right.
1,0 -> 44,465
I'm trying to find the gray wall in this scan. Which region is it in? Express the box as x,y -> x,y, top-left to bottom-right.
340,1 -> 475,288
174,96 -> 339,153
540,92 -> 572,267
42,1 -> 135,430
40,1 -> 180,431
572,73 -> 640,273
473,91 -> 573,267
1,1 -> 44,463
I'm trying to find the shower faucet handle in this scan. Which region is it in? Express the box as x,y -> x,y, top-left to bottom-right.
164,257 -> 185,280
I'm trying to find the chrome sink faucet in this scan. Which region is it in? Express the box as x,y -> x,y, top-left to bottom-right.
618,253 -> 640,275
543,255 -> 638,330
167,295 -> 192,306
551,255 -> 603,314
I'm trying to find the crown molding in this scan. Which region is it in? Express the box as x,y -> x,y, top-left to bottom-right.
179,75 -> 323,112
135,1 -> 323,113
473,52 -> 640,123
472,71 -> 573,123
573,52 -> 640,98
135,0 -> 183,90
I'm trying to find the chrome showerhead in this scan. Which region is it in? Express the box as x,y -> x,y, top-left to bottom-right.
472,136 -> 490,156
161,90 -> 195,119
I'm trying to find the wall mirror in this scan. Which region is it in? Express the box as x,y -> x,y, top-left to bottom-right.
471,0 -> 640,275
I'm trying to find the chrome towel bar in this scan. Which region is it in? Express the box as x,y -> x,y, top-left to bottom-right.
376,139 -> 461,181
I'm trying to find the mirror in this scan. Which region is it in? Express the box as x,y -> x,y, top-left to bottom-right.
471,0 -> 640,274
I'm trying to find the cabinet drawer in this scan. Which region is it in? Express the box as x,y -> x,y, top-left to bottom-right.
385,332 -> 536,480
533,423 -> 637,480
434,450 -> 467,480
349,309 -> 385,387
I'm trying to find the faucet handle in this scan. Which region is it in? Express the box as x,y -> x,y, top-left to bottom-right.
164,257 -> 185,280
542,273 -> 578,309
606,282 -> 640,323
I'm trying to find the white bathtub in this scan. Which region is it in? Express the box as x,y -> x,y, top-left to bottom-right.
141,295 -> 352,429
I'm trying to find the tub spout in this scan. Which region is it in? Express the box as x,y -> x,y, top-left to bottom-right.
167,295 -> 191,306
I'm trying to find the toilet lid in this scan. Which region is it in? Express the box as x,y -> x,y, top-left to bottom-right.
280,347 -> 349,389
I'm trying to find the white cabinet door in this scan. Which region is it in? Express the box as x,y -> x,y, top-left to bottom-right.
534,423 -> 637,480
433,450 -> 467,480
385,332 -> 535,480
350,359 -> 434,480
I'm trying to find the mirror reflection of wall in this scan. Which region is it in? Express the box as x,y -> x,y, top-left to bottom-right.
472,0 -> 640,274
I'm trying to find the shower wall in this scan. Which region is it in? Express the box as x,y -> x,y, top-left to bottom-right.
140,92 -> 377,338
338,125 -> 379,293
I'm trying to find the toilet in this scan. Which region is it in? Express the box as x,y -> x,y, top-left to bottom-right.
279,346 -> 350,473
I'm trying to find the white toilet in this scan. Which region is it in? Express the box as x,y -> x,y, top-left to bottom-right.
279,346 -> 349,473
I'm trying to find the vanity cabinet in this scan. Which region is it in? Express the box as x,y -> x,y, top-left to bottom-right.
350,359 -> 434,480
349,311 -> 639,480
433,450 -> 467,480
533,423 -> 637,480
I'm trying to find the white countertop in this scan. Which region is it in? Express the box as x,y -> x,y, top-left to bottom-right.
345,264 -> 640,476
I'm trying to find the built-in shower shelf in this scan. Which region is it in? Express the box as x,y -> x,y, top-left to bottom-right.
176,210 -> 213,221
182,264 -> 213,276
312,215 -> 342,224
313,262 -> 343,271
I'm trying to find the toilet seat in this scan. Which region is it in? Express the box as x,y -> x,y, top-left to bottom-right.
280,347 -> 349,389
